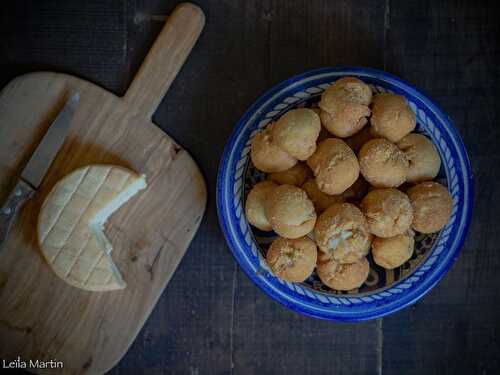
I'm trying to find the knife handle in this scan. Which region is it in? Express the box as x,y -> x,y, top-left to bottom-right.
0,180 -> 35,249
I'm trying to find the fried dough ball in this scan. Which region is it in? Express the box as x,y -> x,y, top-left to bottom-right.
341,175 -> 369,202
301,178 -> 344,213
314,203 -> 372,263
272,108 -> 321,160
307,138 -> 360,195
407,182 -> 453,233
265,184 -> 317,238
371,93 -> 416,142
316,252 -> 369,291
266,236 -> 317,282
319,77 -> 372,137
397,133 -> 441,183
269,162 -> 311,186
344,125 -> 374,154
359,138 -> 409,188
245,181 -> 278,231
372,231 -> 415,269
360,188 -> 413,238
251,123 -> 297,172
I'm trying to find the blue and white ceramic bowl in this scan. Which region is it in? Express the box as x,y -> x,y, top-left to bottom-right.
217,67 -> 473,321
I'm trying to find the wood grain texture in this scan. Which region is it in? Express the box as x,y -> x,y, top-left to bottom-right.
381,1 -> 500,374
115,1 -> 385,374
0,3 -> 206,374
0,0 -> 131,94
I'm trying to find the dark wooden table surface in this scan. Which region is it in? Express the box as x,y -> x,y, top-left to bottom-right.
1,1 -> 499,374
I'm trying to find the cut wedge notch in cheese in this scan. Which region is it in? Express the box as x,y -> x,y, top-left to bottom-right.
37,165 -> 147,291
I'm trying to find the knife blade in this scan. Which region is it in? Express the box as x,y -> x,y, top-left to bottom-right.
21,92 -> 80,189
0,92 -> 79,249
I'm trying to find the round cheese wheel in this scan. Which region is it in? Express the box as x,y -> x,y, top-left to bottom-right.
38,164 -> 147,291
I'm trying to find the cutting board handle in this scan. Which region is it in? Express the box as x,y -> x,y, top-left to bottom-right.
124,3 -> 205,118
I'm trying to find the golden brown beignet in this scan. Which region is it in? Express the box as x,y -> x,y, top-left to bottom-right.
245,180 -> 278,231
359,138 -> 409,188
407,181 -> 453,233
251,124 -> 297,172
269,162 -> 312,186
314,203 -> 372,263
266,236 -> 317,282
307,138 -> 360,195
319,77 -> 372,137
360,188 -> 413,238
265,184 -> 317,238
272,108 -> 321,160
372,231 -> 415,269
316,252 -> 369,291
371,93 -> 416,142
397,133 -> 441,183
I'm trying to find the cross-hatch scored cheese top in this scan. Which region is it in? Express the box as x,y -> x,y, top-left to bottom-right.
37,165 -> 147,292
245,76 -> 454,291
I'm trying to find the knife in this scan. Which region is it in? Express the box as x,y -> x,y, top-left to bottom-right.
0,92 -> 80,249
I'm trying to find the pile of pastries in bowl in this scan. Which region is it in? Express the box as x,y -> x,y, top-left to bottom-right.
245,77 -> 453,291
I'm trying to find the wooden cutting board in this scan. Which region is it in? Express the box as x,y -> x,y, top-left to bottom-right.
0,3 -> 206,374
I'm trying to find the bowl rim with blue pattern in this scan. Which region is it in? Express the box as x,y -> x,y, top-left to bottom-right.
216,66 -> 473,321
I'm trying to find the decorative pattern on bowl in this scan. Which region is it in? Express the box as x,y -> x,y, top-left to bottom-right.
217,67 -> 473,321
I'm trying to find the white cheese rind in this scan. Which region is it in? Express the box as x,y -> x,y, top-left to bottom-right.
37,165 -> 147,291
